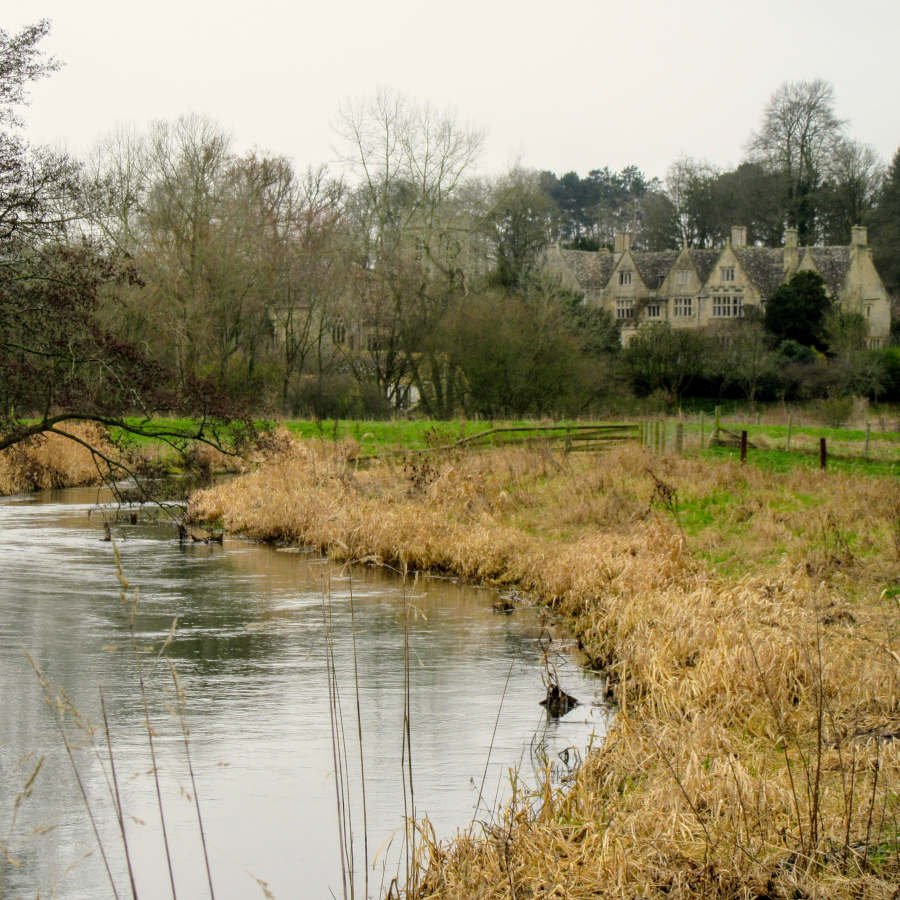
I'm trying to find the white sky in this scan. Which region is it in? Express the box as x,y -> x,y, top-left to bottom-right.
9,0 -> 900,181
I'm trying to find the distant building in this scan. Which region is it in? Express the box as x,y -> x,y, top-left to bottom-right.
547,225 -> 891,347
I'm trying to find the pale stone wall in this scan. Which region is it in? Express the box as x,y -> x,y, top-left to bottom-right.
607,249 -> 646,336
697,244 -> 763,328
844,249 -> 891,344
655,248 -> 703,329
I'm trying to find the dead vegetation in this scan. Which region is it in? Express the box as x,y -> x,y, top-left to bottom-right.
189,439 -> 900,898
0,423 -> 120,494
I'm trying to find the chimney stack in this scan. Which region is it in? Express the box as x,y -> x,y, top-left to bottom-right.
784,228 -> 799,273
614,231 -> 632,254
851,225 -> 868,248
731,225 -> 747,249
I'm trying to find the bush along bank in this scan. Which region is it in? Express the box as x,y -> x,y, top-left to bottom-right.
188,439 -> 900,898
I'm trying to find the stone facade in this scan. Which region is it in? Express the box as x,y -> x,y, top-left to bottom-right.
548,225 -> 891,347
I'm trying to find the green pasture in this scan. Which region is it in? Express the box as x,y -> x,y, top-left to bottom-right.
107,414 -> 900,478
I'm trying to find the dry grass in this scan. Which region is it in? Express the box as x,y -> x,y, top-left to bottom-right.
190,439 -> 900,898
0,423 -> 121,495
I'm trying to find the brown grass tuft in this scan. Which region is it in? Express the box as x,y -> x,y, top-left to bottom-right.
0,424 -> 120,495
190,440 -> 900,898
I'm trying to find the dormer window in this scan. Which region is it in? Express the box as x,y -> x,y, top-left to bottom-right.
721,266 -> 735,282
618,270 -> 632,286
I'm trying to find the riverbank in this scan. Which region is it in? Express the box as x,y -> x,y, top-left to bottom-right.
188,437 -> 900,898
0,422 -> 251,497
0,423 -> 118,494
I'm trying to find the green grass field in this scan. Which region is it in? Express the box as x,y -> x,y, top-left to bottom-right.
109,414 -> 900,477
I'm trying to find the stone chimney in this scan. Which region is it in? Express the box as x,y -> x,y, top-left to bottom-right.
850,225 -> 868,248
731,225 -> 747,249
784,228 -> 799,274
614,231 -> 632,254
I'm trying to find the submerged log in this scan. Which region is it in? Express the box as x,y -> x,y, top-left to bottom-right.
540,682 -> 579,717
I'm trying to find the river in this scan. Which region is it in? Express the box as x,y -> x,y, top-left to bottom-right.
0,487 -> 609,899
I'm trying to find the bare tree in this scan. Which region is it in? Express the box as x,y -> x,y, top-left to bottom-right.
665,157 -> 723,248
480,166 -> 556,286
748,79 -> 846,242
0,28 -> 244,462
818,139 -> 884,243
277,165 -> 347,414
335,89 -> 484,416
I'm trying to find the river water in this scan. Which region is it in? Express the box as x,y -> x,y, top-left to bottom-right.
0,487 -> 609,899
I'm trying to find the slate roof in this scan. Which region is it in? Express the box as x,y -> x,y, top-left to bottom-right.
687,249 -> 721,284
558,248 -> 615,291
807,247 -> 851,298
558,242 -> 855,301
734,248 -> 786,298
632,251 -> 680,290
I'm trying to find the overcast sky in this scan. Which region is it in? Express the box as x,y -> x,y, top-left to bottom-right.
9,0 -> 900,182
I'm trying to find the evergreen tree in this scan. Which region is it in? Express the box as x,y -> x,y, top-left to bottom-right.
871,146 -> 900,294
764,271 -> 832,349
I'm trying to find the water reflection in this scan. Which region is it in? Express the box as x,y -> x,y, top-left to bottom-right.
0,487 -> 610,899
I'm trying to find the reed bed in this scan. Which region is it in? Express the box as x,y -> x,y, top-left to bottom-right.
0,423 -> 120,495
189,439 -> 900,898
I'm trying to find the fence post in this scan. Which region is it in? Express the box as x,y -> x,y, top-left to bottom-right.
676,422 -> 684,455
740,430 -> 748,465
699,411 -> 705,449
786,413 -> 793,452
820,437 -> 827,471
714,405 -> 721,445
865,421 -> 871,459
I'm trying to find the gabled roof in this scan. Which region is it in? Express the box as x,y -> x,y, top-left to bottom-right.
558,248 -> 615,291
687,249 -> 720,284
807,247 -> 851,298
734,247 -> 785,298
632,251 -> 680,290
556,240 -> 855,302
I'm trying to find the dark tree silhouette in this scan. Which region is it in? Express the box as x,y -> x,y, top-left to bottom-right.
764,270 -> 832,349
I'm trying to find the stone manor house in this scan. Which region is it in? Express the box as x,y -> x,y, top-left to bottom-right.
547,225 -> 891,347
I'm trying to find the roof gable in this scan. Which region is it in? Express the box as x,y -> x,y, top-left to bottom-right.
687,249 -> 721,284
610,249 -> 648,291
631,250 -> 680,291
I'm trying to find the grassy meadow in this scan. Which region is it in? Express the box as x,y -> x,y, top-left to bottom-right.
186,430 -> 900,899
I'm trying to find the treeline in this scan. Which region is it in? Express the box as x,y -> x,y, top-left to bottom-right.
3,21 -> 900,428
